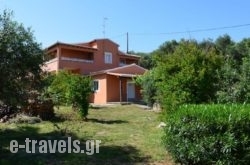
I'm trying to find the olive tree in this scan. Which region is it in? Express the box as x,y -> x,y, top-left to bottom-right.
0,10 -> 44,108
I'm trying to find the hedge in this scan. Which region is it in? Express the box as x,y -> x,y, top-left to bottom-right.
163,104 -> 250,165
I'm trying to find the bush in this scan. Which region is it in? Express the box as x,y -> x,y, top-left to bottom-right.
163,104 -> 250,165
134,70 -> 157,107
21,91 -> 54,120
48,71 -> 91,119
153,41 -> 221,112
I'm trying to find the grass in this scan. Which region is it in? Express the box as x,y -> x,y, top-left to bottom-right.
0,104 -> 173,165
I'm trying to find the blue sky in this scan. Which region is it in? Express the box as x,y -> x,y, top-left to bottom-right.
1,0 -> 250,53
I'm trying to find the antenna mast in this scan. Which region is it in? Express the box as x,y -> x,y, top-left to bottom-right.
102,17 -> 108,38
126,32 -> 129,53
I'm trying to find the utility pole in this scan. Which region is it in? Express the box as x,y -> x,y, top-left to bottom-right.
126,32 -> 129,53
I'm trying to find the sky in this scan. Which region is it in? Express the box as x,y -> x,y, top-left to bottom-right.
1,0 -> 250,53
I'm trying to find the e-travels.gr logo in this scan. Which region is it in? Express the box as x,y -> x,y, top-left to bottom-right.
10,137 -> 101,155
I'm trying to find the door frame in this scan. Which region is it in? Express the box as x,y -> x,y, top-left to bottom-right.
126,81 -> 135,101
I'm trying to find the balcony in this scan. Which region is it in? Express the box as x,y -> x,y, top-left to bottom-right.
61,57 -> 93,63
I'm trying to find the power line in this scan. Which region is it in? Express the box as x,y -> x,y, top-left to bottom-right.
129,23 -> 250,36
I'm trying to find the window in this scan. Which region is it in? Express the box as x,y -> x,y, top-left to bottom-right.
119,59 -> 126,66
104,52 -> 112,64
92,80 -> 99,92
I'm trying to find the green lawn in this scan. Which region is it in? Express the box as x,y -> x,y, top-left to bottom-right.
0,104 -> 173,165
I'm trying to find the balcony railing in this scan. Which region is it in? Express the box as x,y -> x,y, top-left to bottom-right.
45,58 -> 58,64
61,57 -> 93,63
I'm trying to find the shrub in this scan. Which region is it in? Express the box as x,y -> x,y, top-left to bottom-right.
163,104 -> 250,165
21,91 -> 54,120
134,70 -> 157,107
153,41 -> 221,112
48,71 -> 92,119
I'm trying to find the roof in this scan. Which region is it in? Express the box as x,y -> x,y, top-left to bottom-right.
46,42 -> 97,51
90,63 -> 147,77
118,51 -> 141,58
88,38 -> 120,46
106,72 -> 138,78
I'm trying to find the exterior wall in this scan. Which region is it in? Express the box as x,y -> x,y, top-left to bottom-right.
90,74 -> 107,104
59,60 -> 94,75
61,49 -> 93,60
119,55 -> 139,66
43,59 -> 58,72
106,76 -> 143,103
121,78 -> 128,102
106,75 -> 121,102
135,85 -> 142,101
93,40 -> 120,70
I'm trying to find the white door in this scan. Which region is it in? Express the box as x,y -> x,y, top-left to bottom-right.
127,82 -> 135,100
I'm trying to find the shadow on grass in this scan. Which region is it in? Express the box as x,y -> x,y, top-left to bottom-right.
87,118 -> 128,124
50,115 -> 68,123
0,125 -> 149,165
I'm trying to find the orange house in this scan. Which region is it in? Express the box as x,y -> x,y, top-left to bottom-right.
43,39 -> 140,74
90,64 -> 147,104
43,38 -> 146,104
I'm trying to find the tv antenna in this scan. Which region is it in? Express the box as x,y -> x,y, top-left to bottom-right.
102,17 -> 108,38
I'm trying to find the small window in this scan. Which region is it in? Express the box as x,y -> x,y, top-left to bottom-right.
92,80 -> 99,92
104,52 -> 112,64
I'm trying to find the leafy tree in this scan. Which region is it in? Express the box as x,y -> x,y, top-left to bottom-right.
48,71 -> 92,119
154,40 -> 222,111
216,38 -> 250,103
215,34 -> 235,56
216,56 -> 240,103
238,55 -> 250,102
138,54 -> 154,69
152,40 -> 179,63
0,10 -> 44,107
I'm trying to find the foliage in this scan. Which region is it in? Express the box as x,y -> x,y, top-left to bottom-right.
21,92 -> 55,120
163,104 -> 250,165
216,57 -> 240,103
137,36 -> 250,110
134,70 -> 157,107
68,73 -> 92,118
154,40 -> 222,111
0,10 -> 44,107
48,71 -> 91,119
238,55 -> 250,102
47,71 -> 71,105
138,54 -> 155,69
216,37 -> 250,103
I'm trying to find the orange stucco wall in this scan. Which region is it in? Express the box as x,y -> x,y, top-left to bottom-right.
121,78 -> 128,102
135,85 -> 142,101
90,74 -> 107,104
61,49 -> 93,59
92,40 -> 120,70
43,59 -> 59,72
59,60 -> 94,75
106,75 -> 120,102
